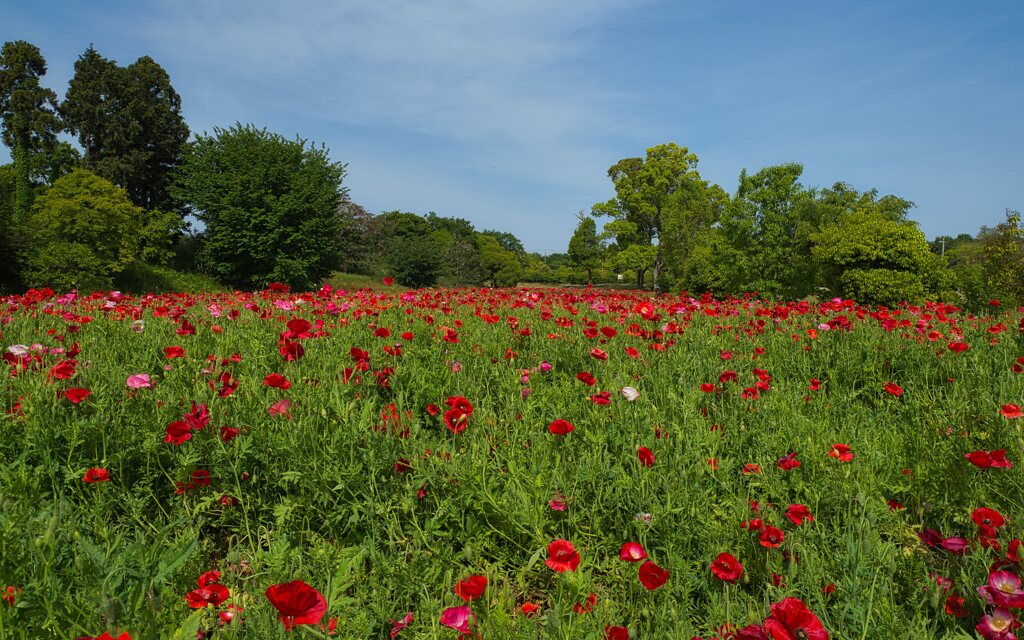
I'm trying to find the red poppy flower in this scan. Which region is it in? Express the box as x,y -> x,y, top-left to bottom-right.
400,331 -> 414,341
95,633 -> 131,640
279,341 -> 304,361
700,383 -> 717,393
444,407 -> 469,434
590,391 -> 612,405
638,560 -> 669,590
776,452 -> 800,471
383,277 -> 394,286
65,387 -> 91,404
966,449 -> 1013,469
48,359 -> 77,380
454,575 -> 487,602
198,571 -> 220,588
2,586 -> 18,605
576,371 -> 596,386
763,597 -> 828,640
808,379 -> 822,391
1001,404 -> 1024,419
590,348 -> 608,361
759,526 -> 785,548
973,507 -> 1006,529
521,602 -> 540,617
191,469 -> 211,487
828,443 -> 853,462
631,447 -> 653,469
165,421 -> 192,445
83,468 -> 109,483
163,346 -> 186,359
185,583 -> 230,608
549,419 -> 575,435
785,504 -> 814,526
883,382 -> 903,397
625,347 -> 639,359
605,626 -> 630,640
263,373 -> 291,390
710,552 -> 743,583
445,396 -> 473,415
619,542 -> 647,562
742,463 -> 761,475
220,426 -> 239,442
264,580 -> 327,631
545,539 -> 580,572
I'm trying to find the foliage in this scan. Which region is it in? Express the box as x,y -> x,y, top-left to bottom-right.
0,288 -> 1021,639
811,212 -> 943,306
567,215 -> 604,284
377,211 -> 442,288
172,123 -> 347,290
428,213 -> 484,285
592,142 -> 706,289
0,40 -> 61,224
61,47 -> 189,212
22,169 -> 147,291
477,233 -> 522,286
114,263 -> 229,294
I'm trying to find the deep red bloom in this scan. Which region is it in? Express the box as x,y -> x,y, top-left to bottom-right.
549,419 -> 575,435
710,552 -> 743,582
966,449 -> 1013,469
883,382 -> 903,397
83,468 -> 109,483
279,341 -> 305,361
263,373 -> 291,390
590,391 -> 612,405
619,542 -> 647,562
185,583 -> 230,609
163,346 -> 186,359
521,602 -> 540,616
605,626 -> 630,640
763,597 -> 828,640
454,575 -> 487,602
165,421 -> 192,445
637,447 -> 655,467
944,595 -> 968,618
198,571 -> 220,588
699,382 -> 717,393
576,371 -> 596,386
545,539 -> 580,572
590,348 -> 608,361
759,526 -> 785,548
264,580 -> 327,631
1001,404 -> 1024,419
974,507 -> 1007,529
573,592 -> 597,614
65,387 -> 91,404
785,504 -> 814,526
220,426 -> 239,442
444,407 -> 469,434
638,560 -> 669,590
828,443 -> 853,462
383,277 -> 394,286
776,452 -> 800,471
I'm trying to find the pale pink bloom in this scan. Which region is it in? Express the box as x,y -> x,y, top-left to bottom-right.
268,399 -> 293,419
126,374 -> 152,389
621,386 -> 640,402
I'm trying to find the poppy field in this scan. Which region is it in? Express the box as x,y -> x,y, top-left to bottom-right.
1,285 -> 1023,639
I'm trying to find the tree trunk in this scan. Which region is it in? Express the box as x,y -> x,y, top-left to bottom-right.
652,249 -> 663,293
636,269 -> 646,290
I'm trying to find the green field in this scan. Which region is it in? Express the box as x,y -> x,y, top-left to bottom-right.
0,287 -> 1022,639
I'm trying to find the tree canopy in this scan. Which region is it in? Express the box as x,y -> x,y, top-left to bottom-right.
172,124 -> 346,290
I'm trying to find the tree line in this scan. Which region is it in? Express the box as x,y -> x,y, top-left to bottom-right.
1,40 -> 1019,305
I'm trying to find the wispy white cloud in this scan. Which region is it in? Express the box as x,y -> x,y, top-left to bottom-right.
141,0 -> 651,194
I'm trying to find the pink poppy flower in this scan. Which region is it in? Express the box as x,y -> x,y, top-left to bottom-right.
126,374 -> 152,389
440,605 -> 474,635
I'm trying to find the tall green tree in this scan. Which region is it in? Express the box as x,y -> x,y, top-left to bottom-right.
592,143 -> 702,289
427,213 -> 484,285
377,211 -> 441,287
567,213 -> 604,284
477,233 -> 522,287
172,124 -> 346,289
62,47 -> 189,212
0,40 -> 61,224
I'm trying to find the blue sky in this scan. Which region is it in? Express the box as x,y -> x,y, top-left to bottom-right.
2,0 -> 1022,253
